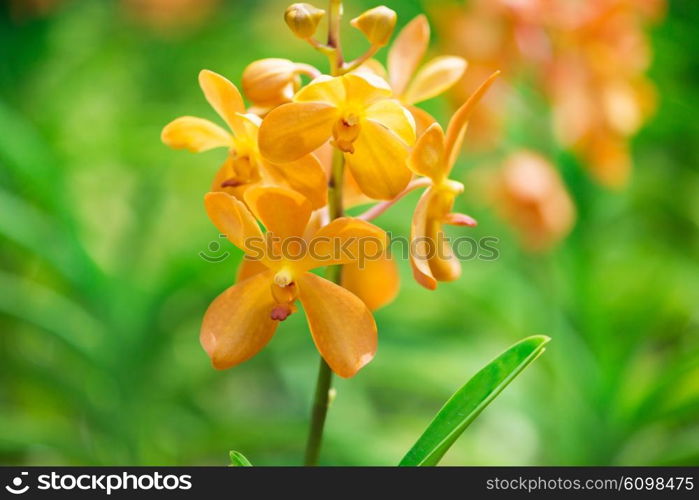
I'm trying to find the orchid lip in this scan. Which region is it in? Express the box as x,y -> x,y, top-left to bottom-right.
270,304 -> 293,321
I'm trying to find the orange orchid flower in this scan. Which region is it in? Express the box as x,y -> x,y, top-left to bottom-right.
408,72 -> 499,290
202,186 -> 389,378
258,72 -> 416,200
237,200 -> 400,312
161,70 -> 327,208
287,138 -> 399,312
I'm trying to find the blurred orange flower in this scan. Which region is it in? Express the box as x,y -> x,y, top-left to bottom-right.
434,0 -> 663,186
122,0 -> 220,31
491,150 -> 576,251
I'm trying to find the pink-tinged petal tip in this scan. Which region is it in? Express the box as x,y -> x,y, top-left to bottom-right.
444,212 -> 478,227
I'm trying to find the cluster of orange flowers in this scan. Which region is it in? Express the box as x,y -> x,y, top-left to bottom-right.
436,0 -> 664,187
162,3 -> 498,377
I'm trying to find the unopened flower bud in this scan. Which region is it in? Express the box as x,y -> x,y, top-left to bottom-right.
350,6 -> 396,46
284,3 -> 325,39
243,58 -> 300,108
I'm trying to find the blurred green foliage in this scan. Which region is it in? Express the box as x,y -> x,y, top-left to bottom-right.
0,0 -> 698,465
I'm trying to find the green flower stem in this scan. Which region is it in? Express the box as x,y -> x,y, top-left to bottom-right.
303,0 -> 346,467
327,0 -> 344,74
304,147 -> 344,466
304,357 -> 334,465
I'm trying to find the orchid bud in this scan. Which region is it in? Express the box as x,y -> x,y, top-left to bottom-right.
284,3 -> 325,39
350,6 -> 397,47
243,58 -> 300,108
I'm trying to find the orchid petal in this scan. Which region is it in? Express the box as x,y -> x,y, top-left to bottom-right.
408,105 -> 438,137
243,186 -> 312,240
345,119 -> 412,200
294,75 -> 346,105
365,99 -> 416,146
199,70 -> 247,136
200,271 -> 278,370
236,257 -> 270,282
204,192 -> 265,257
342,254 -> 399,311
263,154 -> 328,210
297,273 -> 377,378
161,116 -> 232,152
408,122 -> 446,181
304,217 -> 388,270
388,14 -> 430,96
403,56 -> 467,104
444,71 -> 500,169
259,102 -> 339,163
342,73 -> 392,106
410,187 -> 438,290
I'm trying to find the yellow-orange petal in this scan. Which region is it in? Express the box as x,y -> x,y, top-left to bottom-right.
161,116 -> 232,152
233,112 -> 262,141
408,122 -> 446,181
343,167 -> 373,208
236,256 -> 270,282
263,154 -> 328,210
341,254 -> 399,311
444,71 -> 500,169
204,191 -> 265,257
402,56 -> 467,105
304,217 -> 388,270
345,119 -> 412,200
410,187 -> 437,290
258,102 -> 339,163
297,272 -> 377,378
365,99 -> 416,145
426,217 -> 461,282
388,14 -> 430,96
354,58 -> 388,81
408,105 -> 438,137
342,73 -> 392,107
294,75 -> 345,106
199,69 -> 247,137
200,270 -> 278,370
243,185 -> 312,240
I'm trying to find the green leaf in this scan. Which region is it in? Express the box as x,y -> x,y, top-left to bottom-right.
229,450 -> 253,467
399,335 -> 550,466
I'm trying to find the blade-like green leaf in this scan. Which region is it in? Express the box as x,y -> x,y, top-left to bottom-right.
399,335 -> 550,466
229,450 -> 253,467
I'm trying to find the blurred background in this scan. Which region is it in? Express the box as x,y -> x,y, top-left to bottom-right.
1,0 -> 698,466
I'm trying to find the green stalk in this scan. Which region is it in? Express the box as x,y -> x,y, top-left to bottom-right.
302,0 -> 347,466
303,147 -> 344,466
